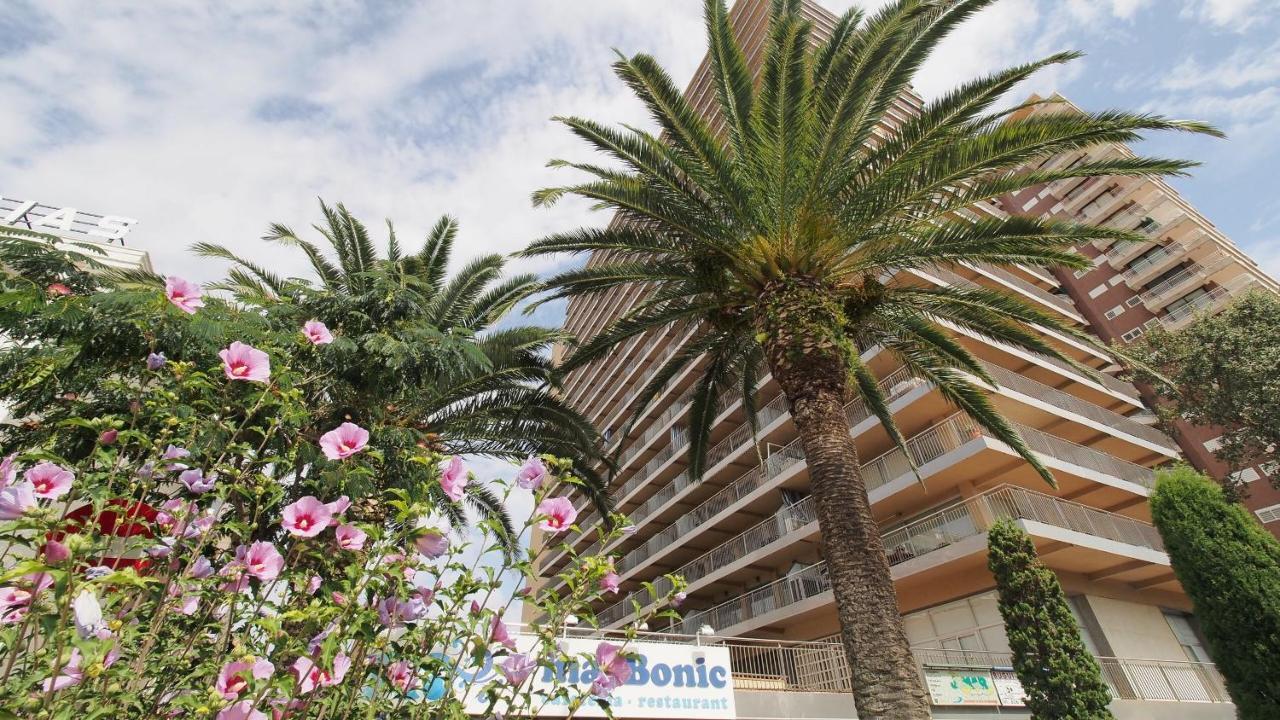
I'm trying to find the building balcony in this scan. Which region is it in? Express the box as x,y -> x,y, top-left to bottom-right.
1138,253 -> 1231,312
1099,226 -> 1164,269
674,484 -> 1170,638
593,403 -> 1163,626
1159,275 -> 1260,332
958,262 -> 1083,323
1118,230 -> 1211,288
544,353 -> 1166,582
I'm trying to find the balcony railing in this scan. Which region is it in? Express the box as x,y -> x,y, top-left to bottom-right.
978,362 -> 1175,451
599,495 -> 819,626
678,484 -> 1164,635
965,262 -> 1080,318
503,626 -> 1228,704
911,648 -> 1229,705
1159,275 -> 1259,331
573,371 -> 1157,591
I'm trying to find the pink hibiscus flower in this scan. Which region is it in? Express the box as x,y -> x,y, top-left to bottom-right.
241,542 -> 283,581
219,341 -> 271,383
386,660 -> 419,693
414,529 -> 449,559
326,495 -> 351,521
515,456 -> 547,490
41,649 -> 84,693
499,653 -> 536,685
600,571 -> 621,595
216,658 -> 273,700
292,654 -> 349,694
439,456 -> 467,502
0,481 -> 36,520
302,320 -> 334,345
490,615 -> 517,651
319,423 -> 368,461
179,468 -> 215,494
165,276 -> 205,314
335,524 -> 366,551
281,496 -> 333,538
536,497 -> 577,534
0,453 -> 17,488
591,642 -> 632,697
25,462 -> 74,499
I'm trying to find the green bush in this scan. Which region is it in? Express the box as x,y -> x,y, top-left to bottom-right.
987,518 -> 1115,719
1150,465 -> 1280,718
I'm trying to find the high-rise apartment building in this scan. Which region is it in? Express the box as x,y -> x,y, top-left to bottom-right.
992,100 -> 1280,533
534,1 -> 1250,716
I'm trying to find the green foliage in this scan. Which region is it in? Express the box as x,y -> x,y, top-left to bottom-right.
1131,291 -> 1280,492
987,519 -> 1115,719
0,337 -> 682,717
0,205 -> 612,529
521,0 -> 1217,486
1149,465 -> 1280,718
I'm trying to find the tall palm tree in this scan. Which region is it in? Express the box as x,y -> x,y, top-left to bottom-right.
521,0 -> 1217,716
196,201 -> 613,517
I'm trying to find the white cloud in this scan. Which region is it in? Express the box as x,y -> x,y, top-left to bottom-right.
0,1 -> 712,282
1161,40 -> 1280,91
1181,0 -> 1280,31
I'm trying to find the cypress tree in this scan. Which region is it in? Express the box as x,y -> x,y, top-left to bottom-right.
1149,465 -> 1280,718
987,518 -> 1115,719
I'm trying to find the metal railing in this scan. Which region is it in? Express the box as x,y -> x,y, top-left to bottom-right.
978,362 -> 1174,450
1139,252 -> 1228,307
912,648 -> 1229,704
516,627 -> 1227,702
966,262 -> 1080,318
679,484 -> 1163,635
593,374 -> 1157,599
1122,243 -> 1181,282
1160,284 -> 1234,328
1013,423 -> 1156,488
599,495 -> 819,626
611,367 -> 917,579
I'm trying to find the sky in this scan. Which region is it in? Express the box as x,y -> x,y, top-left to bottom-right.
2,0 -> 1277,621
2,0 -> 1278,295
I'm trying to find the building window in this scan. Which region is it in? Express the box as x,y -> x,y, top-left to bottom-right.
1088,283 -> 1109,299
1232,467 -> 1260,484
1121,327 -> 1145,343
1163,612 -> 1211,663
1104,305 -> 1125,320
1257,503 -> 1280,524
1126,295 -> 1143,308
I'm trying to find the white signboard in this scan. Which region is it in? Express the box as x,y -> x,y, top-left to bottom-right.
425,636 -> 737,718
1,196 -> 137,241
923,666 -> 1000,706
992,668 -> 1027,707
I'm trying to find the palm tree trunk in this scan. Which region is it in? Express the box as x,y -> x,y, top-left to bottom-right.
759,279 -> 932,720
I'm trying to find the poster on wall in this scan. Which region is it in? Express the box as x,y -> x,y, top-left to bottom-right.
991,668 -> 1027,707
402,636 -> 737,718
923,666 -> 1001,706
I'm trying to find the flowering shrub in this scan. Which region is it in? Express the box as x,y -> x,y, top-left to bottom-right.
0,278 -> 684,718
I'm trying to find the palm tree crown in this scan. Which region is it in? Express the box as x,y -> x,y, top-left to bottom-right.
525,0 -> 1215,483
198,201 -> 611,511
